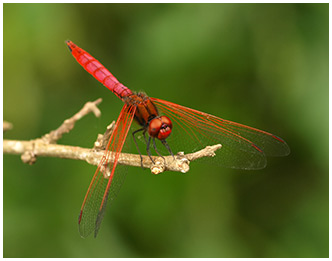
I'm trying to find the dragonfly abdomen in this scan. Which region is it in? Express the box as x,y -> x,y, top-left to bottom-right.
66,40 -> 132,99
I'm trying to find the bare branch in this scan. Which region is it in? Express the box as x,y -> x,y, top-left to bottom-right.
3,98 -> 222,173
3,139 -> 222,173
42,98 -> 102,143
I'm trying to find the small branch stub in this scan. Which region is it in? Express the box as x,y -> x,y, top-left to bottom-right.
21,151 -> 37,165
3,121 -> 13,132
151,159 -> 166,175
93,121 -> 115,150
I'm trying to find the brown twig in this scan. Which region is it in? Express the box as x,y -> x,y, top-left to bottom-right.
3,98 -> 222,173
93,121 -> 115,150
42,98 -> 102,143
3,140 -> 221,173
3,121 -> 13,132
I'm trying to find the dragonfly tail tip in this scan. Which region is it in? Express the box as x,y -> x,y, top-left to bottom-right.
65,40 -> 73,52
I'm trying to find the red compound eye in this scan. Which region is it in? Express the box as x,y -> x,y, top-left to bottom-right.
148,116 -> 172,140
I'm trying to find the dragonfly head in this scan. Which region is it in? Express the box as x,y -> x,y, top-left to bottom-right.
148,116 -> 172,140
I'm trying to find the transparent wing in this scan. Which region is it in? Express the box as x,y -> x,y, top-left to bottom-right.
151,98 -> 290,170
78,104 -> 136,238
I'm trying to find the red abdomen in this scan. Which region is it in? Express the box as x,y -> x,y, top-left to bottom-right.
66,40 -> 132,99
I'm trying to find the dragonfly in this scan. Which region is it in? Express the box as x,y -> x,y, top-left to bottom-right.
66,40 -> 290,238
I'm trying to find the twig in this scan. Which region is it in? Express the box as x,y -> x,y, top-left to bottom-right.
149,144 -> 222,174
3,121 -> 13,132
42,98 -> 102,143
3,140 -> 221,173
3,98 -> 222,173
93,121 -> 115,150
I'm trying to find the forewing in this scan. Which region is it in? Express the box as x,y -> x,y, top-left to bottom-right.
151,98 -> 289,170
78,104 -> 136,238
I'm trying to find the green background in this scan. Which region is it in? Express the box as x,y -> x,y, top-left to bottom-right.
3,3 -> 328,258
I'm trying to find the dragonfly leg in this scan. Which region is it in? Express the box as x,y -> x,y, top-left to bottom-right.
153,138 -> 165,159
146,136 -> 155,164
132,127 -> 145,168
142,129 -> 149,144
161,139 -> 175,159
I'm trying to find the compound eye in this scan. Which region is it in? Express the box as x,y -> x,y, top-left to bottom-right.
148,116 -> 173,140
160,116 -> 172,129
157,116 -> 172,140
148,118 -> 162,138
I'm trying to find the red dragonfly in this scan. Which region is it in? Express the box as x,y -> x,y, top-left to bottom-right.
66,40 -> 290,238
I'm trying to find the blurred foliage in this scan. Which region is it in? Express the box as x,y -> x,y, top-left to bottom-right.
3,3 -> 328,258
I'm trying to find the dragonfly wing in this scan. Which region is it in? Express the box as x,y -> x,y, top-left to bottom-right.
78,104 -> 136,238
151,98 -> 289,170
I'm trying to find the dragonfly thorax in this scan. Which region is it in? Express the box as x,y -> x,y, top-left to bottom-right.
148,116 -> 172,140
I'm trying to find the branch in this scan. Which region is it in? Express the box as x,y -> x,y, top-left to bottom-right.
3,99 -> 222,174
3,121 -> 13,132
3,139 -> 221,173
42,98 -> 102,143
